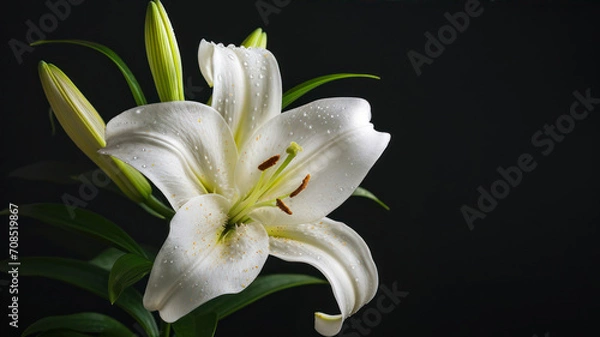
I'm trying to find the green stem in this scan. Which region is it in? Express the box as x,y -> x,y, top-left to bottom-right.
160,321 -> 171,337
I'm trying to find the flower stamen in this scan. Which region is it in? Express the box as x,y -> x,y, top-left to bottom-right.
258,155 -> 280,171
276,198 -> 292,215
290,174 -> 310,198
228,141 -> 305,223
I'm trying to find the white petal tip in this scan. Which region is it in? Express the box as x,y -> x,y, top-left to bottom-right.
314,312 -> 343,336
158,310 -> 180,324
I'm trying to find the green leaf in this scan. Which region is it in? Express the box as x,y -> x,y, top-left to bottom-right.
172,312 -> 218,337
37,331 -> 92,337
89,247 -> 127,271
0,257 -> 159,337
193,274 -> 327,319
31,39 -> 147,106
7,160 -> 89,185
352,187 -> 390,210
23,312 -> 135,337
281,73 -> 380,110
3,203 -> 148,258
109,253 -> 152,304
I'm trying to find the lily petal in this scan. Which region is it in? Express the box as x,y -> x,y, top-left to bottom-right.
103,101 -> 237,210
266,218 -> 378,336
144,194 -> 269,322
241,98 -> 390,225
198,40 -> 282,149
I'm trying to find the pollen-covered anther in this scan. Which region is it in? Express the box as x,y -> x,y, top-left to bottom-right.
276,198 -> 292,215
258,155 -> 280,171
290,174 -> 311,198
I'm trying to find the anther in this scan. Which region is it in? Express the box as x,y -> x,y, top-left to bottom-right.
258,155 -> 280,171
276,198 -> 292,215
290,174 -> 311,198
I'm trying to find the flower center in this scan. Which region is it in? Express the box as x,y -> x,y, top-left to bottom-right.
223,142 -> 310,234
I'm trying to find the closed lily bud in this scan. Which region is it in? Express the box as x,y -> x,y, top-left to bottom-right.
241,27 -> 268,49
38,61 -> 153,203
145,0 -> 184,102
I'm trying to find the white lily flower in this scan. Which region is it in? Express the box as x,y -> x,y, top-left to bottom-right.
102,40 -> 390,336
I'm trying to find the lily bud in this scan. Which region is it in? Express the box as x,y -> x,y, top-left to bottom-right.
38,61 -> 153,203
241,28 -> 268,49
145,0 -> 184,102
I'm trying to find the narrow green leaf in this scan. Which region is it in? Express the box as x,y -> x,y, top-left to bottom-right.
37,331 -> 92,337
109,253 -> 152,304
89,247 -> 127,272
281,73 -> 380,110
31,39 -> 147,106
172,312 -> 218,337
7,161 -> 89,185
6,203 -> 147,258
23,312 -> 135,337
0,257 -> 159,337
352,187 -> 390,210
192,274 -> 327,319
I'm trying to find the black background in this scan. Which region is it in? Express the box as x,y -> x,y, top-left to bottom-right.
1,0 -> 599,336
